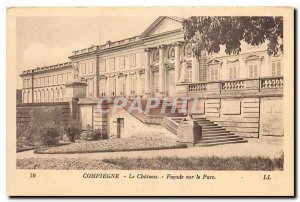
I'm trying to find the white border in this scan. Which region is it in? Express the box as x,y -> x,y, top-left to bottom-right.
2,0 -> 299,201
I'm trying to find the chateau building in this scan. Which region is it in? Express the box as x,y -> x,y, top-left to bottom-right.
19,16 -> 284,140
20,16 -> 283,103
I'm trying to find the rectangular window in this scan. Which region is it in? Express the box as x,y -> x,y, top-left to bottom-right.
140,51 -> 145,66
99,79 -> 106,96
119,77 -> 126,96
115,57 -> 119,69
67,73 -> 72,82
81,63 -> 86,75
129,75 -> 137,95
109,58 -> 115,70
41,77 -> 45,86
119,56 -> 125,69
129,53 -> 136,68
154,72 -> 159,93
63,73 -> 68,83
248,63 -> 258,78
88,80 -> 94,97
37,78 -> 41,87
27,79 -> 31,88
89,61 -> 94,73
53,75 -> 57,84
209,68 -> 219,81
185,68 -> 193,82
109,78 -> 116,96
100,60 -> 106,72
58,74 -> 63,84
271,61 -> 282,76
140,74 -> 145,94
34,79 -> 37,87
23,79 -> 26,88
45,77 -> 48,85
228,66 -> 238,80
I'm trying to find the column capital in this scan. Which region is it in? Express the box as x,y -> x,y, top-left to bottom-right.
172,41 -> 184,47
144,47 -> 153,52
157,44 -> 167,49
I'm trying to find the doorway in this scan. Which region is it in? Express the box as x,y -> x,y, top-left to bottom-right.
117,118 -> 124,138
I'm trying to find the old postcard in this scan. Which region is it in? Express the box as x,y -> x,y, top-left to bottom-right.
7,7 -> 294,196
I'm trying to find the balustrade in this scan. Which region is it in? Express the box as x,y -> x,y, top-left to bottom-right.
261,77 -> 284,89
187,76 -> 283,94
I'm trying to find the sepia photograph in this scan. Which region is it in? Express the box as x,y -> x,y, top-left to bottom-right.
6,7 -> 294,196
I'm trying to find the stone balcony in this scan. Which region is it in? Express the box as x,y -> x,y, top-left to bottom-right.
176,76 -> 283,98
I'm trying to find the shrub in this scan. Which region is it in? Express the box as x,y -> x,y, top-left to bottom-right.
86,129 -> 102,141
16,123 -> 42,146
65,121 -> 82,142
39,123 -> 60,146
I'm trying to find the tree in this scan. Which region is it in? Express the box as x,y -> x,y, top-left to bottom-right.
182,16 -> 283,57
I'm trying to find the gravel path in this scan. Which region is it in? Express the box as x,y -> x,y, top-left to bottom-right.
35,136 -> 181,154
17,138 -> 283,160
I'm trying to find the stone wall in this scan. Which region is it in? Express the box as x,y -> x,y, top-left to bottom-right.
190,96 -> 283,138
78,98 -> 108,136
16,102 -> 71,125
107,104 -> 174,139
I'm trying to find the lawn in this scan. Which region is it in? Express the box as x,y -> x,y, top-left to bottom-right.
17,158 -> 121,170
17,155 -> 284,170
103,155 -> 284,170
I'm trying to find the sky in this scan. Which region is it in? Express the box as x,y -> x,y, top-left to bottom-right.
16,16 -> 157,88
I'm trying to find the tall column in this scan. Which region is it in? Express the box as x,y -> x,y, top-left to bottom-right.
126,73 -> 130,97
93,76 -> 97,97
158,45 -> 166,95
144,48 -> 151,96
115,76 -> 119,96
95,55 -> 100,97
137,72 -> 141,96
174,42 -> 182,83
106,77 -> 110,97
31,73 -> 34,103
192,53 -> 199,83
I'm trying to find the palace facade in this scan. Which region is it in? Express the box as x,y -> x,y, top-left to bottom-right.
20,16 -> 283,103
19,16 -> 284,141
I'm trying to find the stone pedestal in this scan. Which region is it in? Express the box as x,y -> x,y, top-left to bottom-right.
175,83 -> 188,96
65,81 -> 87,100
177,115 -> 201,146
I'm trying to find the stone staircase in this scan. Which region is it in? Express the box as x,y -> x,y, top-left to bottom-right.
124,98 -> 184,125
163,116 -> 247,147
123,97 -> 247,147
139,99 -> 184,116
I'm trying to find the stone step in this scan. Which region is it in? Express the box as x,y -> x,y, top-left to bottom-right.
196,120 -> 213,124
202,128 -> 230,135
198,136 -> 244,144
201,135 -> 240,141
201,124 -> 219,127
202,126 -> 223,131
195,139 -> 248,147
202,132 -> 234,137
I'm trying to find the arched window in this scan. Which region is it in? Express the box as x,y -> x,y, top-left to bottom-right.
45,90 -> 49,102
109,78 -> 116,97
23,91 -> 27,103
33,91 -> 37,103
37,90 -> 41,103
55,88 -> 59,102
41,90 -> 45,102
50,89 -> 54,102
27,91 -> 30,103
59,88 -> 63,101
